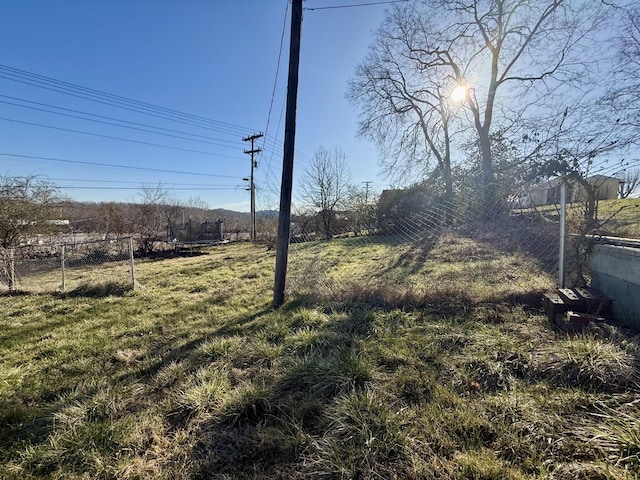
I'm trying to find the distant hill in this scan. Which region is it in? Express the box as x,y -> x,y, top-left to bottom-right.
256,210 -> 279,219
55,200 -> 280,233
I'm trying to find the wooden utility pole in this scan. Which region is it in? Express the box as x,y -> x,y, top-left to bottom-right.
363,181 -> 373,204
243,133 -> 263,241
273,0 -> 303,308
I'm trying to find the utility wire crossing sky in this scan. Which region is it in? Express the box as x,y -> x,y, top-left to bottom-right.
0,0 -> 397,211
0,0 -> 635,210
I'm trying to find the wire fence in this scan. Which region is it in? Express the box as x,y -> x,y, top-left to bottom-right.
1,175 -> 631,309
1,237 -> 137,294
285,181 -> 606,305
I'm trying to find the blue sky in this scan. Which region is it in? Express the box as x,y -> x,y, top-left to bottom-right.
0,0 -> 391,211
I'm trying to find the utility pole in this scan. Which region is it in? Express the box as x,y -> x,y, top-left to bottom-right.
243,132 -> 263,241
273,0 -> 303,308
363,181 -> 373,204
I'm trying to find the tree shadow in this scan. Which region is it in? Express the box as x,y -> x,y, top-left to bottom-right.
189,303 -> 381,478
54,282 -> 133,298
466,213 -> 561,279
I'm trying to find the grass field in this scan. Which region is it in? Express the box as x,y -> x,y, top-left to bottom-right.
522,197 -> 640,239
597,198 -> 640,238
1,235 -> 639,479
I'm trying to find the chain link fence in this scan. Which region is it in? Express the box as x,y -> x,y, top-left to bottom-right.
1,237 -> 137,294
285,176 -> 613,304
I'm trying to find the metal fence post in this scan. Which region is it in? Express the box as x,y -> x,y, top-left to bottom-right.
9,247 -> 16,292
129,237 -> 136,289
559,181 -> 567,288
61,244 -> 66,291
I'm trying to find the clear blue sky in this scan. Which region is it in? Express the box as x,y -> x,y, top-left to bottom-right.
0,0 -> 392,211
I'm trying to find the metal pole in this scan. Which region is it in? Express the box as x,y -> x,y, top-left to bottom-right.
61,244 -> 66,291
9,247 -> 16,292
273,0 -> 303,308
559,181 -> 567,288
129,237 -> 136,289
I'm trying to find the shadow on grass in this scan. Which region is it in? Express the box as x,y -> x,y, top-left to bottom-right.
190,304 -> 379,478
465,214 -> 561,280
114,304 -> 275,386
0,289 -> 31,297
54,282 -> 133,298
142,249 -> 210,261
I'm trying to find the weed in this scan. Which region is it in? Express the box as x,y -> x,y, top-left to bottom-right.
307,389 -> 408,479
223,382 -> 272,426
533,334 -> 639,392
176,366 -> 231,414
589,402 -> 640,471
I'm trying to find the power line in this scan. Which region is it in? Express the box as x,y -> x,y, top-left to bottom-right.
0,99 -> 243,150
0,73 -> 246,136
0,65 -> 306,164
0,117 -> 245,160
259,0 -> 290,168
56,185 -> 241,191
0,64 -> 254,136
0,95 -> 288,162
0,152 -> 239,178
305,0 -> 408,11
0,95 -> 245,149
45,177 -> 239,187
0,62 -> 317,197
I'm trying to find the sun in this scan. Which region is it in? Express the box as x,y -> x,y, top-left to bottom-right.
450,85 -> 468,102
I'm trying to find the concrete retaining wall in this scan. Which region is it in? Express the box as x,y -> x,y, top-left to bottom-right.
589,244 -> 640,330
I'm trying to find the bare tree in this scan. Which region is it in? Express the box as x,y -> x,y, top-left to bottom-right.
97,202 -> 127,240
344,183 -> 378,236
348,8 -> 459,201
609,7 -> 640,131
526,106 -> 631,284
350,0 -> 614,206
620,169 -> 640,199
0,176 -> 59,249
134,184 -> 180,254
0,176 -> 60,291
300,147 -> 352,240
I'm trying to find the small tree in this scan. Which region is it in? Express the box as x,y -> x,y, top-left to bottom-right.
619,169 -> 640,199
133,184 -> 179,255
345,184 -> 378,236
0,176 -> 59,249
0,176 -> 59,290
376,184 -> 434,234
97,202 -> 127,240
299,147 -> 352,240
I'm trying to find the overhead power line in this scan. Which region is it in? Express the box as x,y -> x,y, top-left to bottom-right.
0,95 -> 245,149
45,177 -> 239,187
260,0 -> 290,168
0,64 -> 253,136
0,64 -> 311,175
305,0 -> 408,11
0,117 -> 244,160
56,185 -> 241,191
0,152 -> 239,179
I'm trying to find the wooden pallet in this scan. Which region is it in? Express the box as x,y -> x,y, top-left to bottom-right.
542,287 -> 612,331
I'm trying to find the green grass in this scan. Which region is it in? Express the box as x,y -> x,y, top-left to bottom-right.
1,238 -> 639,479
523,197 -> 640,239
598,198 -> 640,238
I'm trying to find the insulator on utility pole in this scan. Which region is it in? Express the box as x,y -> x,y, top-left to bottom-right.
242,132 -> 263,242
